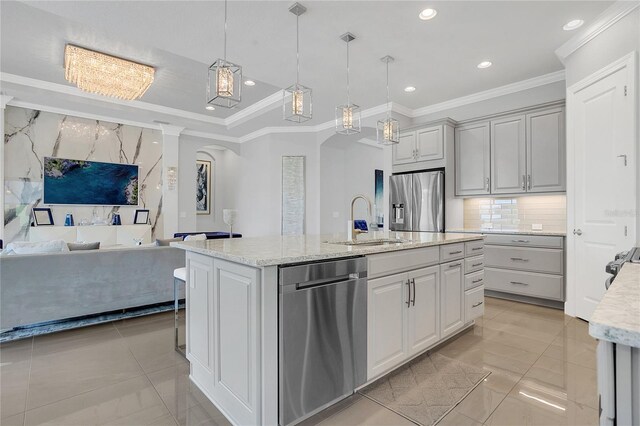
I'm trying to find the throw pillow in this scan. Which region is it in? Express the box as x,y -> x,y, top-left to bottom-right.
68,242 -> 101,251
155,237 -> 182,246
6,239 -> 70,255
184,234 -> 207,241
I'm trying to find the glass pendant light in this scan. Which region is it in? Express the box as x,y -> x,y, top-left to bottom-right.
283,2 -> 312,123
377,55 -> 399,145
335,32 -> 361,135
207,0 -> 242,109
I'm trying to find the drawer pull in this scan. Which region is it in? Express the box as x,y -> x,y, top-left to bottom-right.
511,239 -> 530,243
510,257 -> 529,262
472,263 -> 483,267
472,247 -> 483,251
449,263 -> 461,268
472,278 -> 483,284
510,281 -> 528,286
472,301 -> 484,308
449,250 -> 463,255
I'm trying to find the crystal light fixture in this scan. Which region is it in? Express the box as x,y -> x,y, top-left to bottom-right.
283,2 -> 312,123
335,33 -> 361,135
377,56 -> 399,145
207,0 -> 242,109
64,44 -> 154,100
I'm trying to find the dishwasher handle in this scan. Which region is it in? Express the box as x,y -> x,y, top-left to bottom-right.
295,274 -> 365,291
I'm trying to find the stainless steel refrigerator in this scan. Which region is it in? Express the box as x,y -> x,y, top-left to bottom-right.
389,170 -> 444,232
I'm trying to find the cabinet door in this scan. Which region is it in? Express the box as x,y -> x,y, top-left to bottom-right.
440,261 -> 464,339
407,266 -> 440,356
491,115 -> 526,194
367,273 -> 409,379
455,122 -> 491,196
213,259 -> 261,425
527,108 -> 565,193
393,132 -> 417,165
186,253 -> 215,379
416,125 -> 444,162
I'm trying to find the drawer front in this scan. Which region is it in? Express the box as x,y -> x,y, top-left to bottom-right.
484,234 -> 564,248
465,285 -> 485,322
465,270 -> 485,291
465,255 -> 484,274
465,239 -> 485,256
440,243 -> 465,262
484,245 -> 563,274
484,268 -> 564,301
368,246 -> 440,279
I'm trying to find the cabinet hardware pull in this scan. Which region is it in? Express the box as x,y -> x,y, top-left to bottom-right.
449,250 -> 463,255
510,281 -> 528,285
527,174 -> 531,190
406,280 -> 411,307
486,177 -> 490,192
522,174 -> 526,190
411,278 -> 416,306
449,263 -> 461,268
472,301 -> 484,308
472,278 -> 483,284
510,257 -> 529,262
511,239 -> 530,243
472,247 -> 483,251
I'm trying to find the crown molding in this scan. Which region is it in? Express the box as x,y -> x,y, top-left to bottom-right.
0,95 -> 14,109
224,90 -> 284,128
555,1 -> 640,64
181,129 -> 240,143
0,72 -> 227,126
158,124 -> 185,136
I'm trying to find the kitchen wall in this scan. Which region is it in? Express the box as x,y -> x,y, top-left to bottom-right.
463,195 -> 567,233
3,105 -> 163,243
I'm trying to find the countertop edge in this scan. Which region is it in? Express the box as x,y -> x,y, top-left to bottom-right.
447,229 -> 566,237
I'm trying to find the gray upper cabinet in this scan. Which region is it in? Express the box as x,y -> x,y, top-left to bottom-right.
491,115 -> 526,194
393,125 -> 444,166
527,107 -> 566,193
455,122 -> 490,196
394,132 -> 416,165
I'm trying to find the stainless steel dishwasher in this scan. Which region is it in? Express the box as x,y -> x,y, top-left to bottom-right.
279,257 -> 367,426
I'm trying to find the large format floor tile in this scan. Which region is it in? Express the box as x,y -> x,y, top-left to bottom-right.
0,338 -> 33,418
317,397 -> 414,425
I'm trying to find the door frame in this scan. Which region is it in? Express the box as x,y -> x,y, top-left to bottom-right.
565,51 -> 638,317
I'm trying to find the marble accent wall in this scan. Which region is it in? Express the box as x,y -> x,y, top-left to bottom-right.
4,106 -> 163,243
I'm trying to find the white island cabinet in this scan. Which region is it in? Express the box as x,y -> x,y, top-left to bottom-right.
173,231 -> 484,425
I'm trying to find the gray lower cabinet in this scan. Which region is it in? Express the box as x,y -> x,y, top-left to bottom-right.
440,260 -> 465,338
484,234 -> 565,303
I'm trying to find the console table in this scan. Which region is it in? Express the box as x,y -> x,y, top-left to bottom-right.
174,232 -> 242,239
29,225 -> 152,246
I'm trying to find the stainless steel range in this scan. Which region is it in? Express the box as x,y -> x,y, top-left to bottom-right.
604,247 -> 640,289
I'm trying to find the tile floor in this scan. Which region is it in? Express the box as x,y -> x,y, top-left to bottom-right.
0,297 -> 598,425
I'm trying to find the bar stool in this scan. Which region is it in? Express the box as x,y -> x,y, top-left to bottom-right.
173,267 -> 186,357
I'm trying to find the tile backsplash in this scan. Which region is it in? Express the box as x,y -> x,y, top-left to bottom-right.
463,195 -> 566,233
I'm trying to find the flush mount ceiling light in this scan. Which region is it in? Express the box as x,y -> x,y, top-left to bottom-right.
64,44 -> 154,100
377,55 -> 399,146
335,32 -> 361,135
244,80 -> 256,86
404,86 -> 416,92
419,8 -> 437,20
283,2 -> 312,123
477,61 -> 492,69
563,19 -> 584,31
207,0 -> 242,109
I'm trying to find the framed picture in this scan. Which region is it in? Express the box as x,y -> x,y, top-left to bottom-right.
33,207 -> 54,226
134,209 -> 150,225
196,160 -> 211,215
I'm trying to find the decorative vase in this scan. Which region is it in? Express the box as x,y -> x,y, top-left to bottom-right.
64,213 -> 74,226
111,213 -> 122,226
223,209 -> 238,238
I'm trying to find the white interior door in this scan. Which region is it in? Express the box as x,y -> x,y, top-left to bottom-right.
569,55 -> 636,321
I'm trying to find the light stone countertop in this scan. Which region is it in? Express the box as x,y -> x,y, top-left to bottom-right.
447,228 -> 566,237
589,263 -> 640,348
171,231 -> 484,267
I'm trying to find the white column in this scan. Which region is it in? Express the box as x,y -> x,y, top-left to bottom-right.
0,96 -> 14,243
159,124 -> 184,239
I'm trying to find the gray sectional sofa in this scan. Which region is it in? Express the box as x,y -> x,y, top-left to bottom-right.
0,246 -> 185,331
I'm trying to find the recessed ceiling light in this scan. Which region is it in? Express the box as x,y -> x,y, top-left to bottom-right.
244,80 -> 256,86
152,141 -> 159,144
404,86 -> 416,92
205,105 -> 215,111
477,61 -> 492,69
419,8 -> 437,20
563,19 -> 584,31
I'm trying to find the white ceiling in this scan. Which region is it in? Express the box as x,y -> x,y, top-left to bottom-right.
1,0 -> 612,134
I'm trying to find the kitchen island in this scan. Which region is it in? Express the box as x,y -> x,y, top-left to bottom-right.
172,231 -> 485,425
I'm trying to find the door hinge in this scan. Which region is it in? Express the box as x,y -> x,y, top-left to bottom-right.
624,85 -> 628,96
624,225 -> 628,237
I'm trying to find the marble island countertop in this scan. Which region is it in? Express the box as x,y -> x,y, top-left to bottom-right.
447,228 -> 566,237
172,231 -> 483,267
589,263 -> 640,348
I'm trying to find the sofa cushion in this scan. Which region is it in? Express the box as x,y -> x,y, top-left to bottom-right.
156,237 -> 182,246
68,242 -> 101,251
5,240 -> 70,255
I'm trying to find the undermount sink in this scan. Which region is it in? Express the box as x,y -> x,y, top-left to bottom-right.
325,238 -> 407,246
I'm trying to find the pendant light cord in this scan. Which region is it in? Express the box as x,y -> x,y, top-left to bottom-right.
346,40 -> 350,105
296,14 -> 300,85
386,60 -> 390,119
223,0 -> 228,60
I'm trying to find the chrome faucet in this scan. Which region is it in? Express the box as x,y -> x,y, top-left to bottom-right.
350,194 -> 372,240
